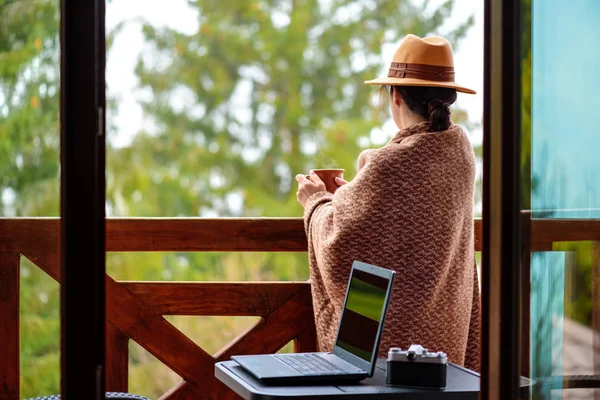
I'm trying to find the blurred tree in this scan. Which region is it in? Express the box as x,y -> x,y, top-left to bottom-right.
0,0 -> 60,217
116,0 -> 474,218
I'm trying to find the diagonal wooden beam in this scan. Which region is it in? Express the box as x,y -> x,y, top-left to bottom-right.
152,284 -> 314,399
158,288 -> 316,399
23,251 -> 60,282
158,381 -> 195,400
122,281 -> 310,316
109,276 -> 215,383
215,286 -> 315,361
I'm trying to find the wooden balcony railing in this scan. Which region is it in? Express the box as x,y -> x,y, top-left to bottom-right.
1,216 -> 600,399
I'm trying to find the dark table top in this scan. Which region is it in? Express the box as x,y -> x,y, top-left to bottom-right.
215,358 -> 532,400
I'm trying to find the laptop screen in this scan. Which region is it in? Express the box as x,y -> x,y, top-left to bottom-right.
334,268 -> 390,362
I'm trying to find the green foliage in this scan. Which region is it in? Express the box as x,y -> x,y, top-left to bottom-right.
1,0 -> 475,398
552,241 -> 596,326
521,0 -> 532,210
0,0 -> 60,217
116,0 -> 473,218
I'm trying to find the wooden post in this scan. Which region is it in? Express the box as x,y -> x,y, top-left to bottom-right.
106,323 -> 129,392
293,324 -> 318,353
0,253 -> 20,400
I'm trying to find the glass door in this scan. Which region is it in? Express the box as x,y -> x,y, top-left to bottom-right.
483,0 -> 600,399
524,0 -> 600,398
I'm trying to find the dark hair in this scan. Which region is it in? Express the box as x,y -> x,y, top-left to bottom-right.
388,86 -> 457,131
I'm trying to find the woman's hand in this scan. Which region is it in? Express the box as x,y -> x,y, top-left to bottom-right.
295,171 -> 326,208
335,177 -> 349,187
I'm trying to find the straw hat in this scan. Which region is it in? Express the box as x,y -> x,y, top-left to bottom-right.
365,34 -> 476,94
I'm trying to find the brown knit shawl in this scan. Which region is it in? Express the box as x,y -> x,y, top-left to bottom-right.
303,121 -> 480,371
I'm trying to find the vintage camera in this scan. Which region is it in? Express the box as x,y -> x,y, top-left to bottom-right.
386,345 -> 448,389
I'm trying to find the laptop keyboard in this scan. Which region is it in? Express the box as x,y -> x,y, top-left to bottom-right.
274,353 -> 345,375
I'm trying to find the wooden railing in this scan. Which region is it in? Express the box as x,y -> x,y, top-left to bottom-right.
1,216 -> 600,399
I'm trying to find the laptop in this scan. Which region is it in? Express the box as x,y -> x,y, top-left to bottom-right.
232,261 -> 395,384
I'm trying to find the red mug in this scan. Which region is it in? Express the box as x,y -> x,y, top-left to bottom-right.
309,169 -> 345,193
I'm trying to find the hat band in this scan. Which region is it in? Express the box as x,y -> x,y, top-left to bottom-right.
388,62 -> 455,82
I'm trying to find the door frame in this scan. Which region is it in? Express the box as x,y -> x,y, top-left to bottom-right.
59,0 -> 107,397
482,0 -> 523,398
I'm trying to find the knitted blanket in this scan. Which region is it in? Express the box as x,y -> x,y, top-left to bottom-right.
304,121 -> 480,371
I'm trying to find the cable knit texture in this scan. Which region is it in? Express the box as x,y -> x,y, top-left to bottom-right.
303,121 -> 480,372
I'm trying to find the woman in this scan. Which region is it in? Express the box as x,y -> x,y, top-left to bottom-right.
295,34 -> 480,371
